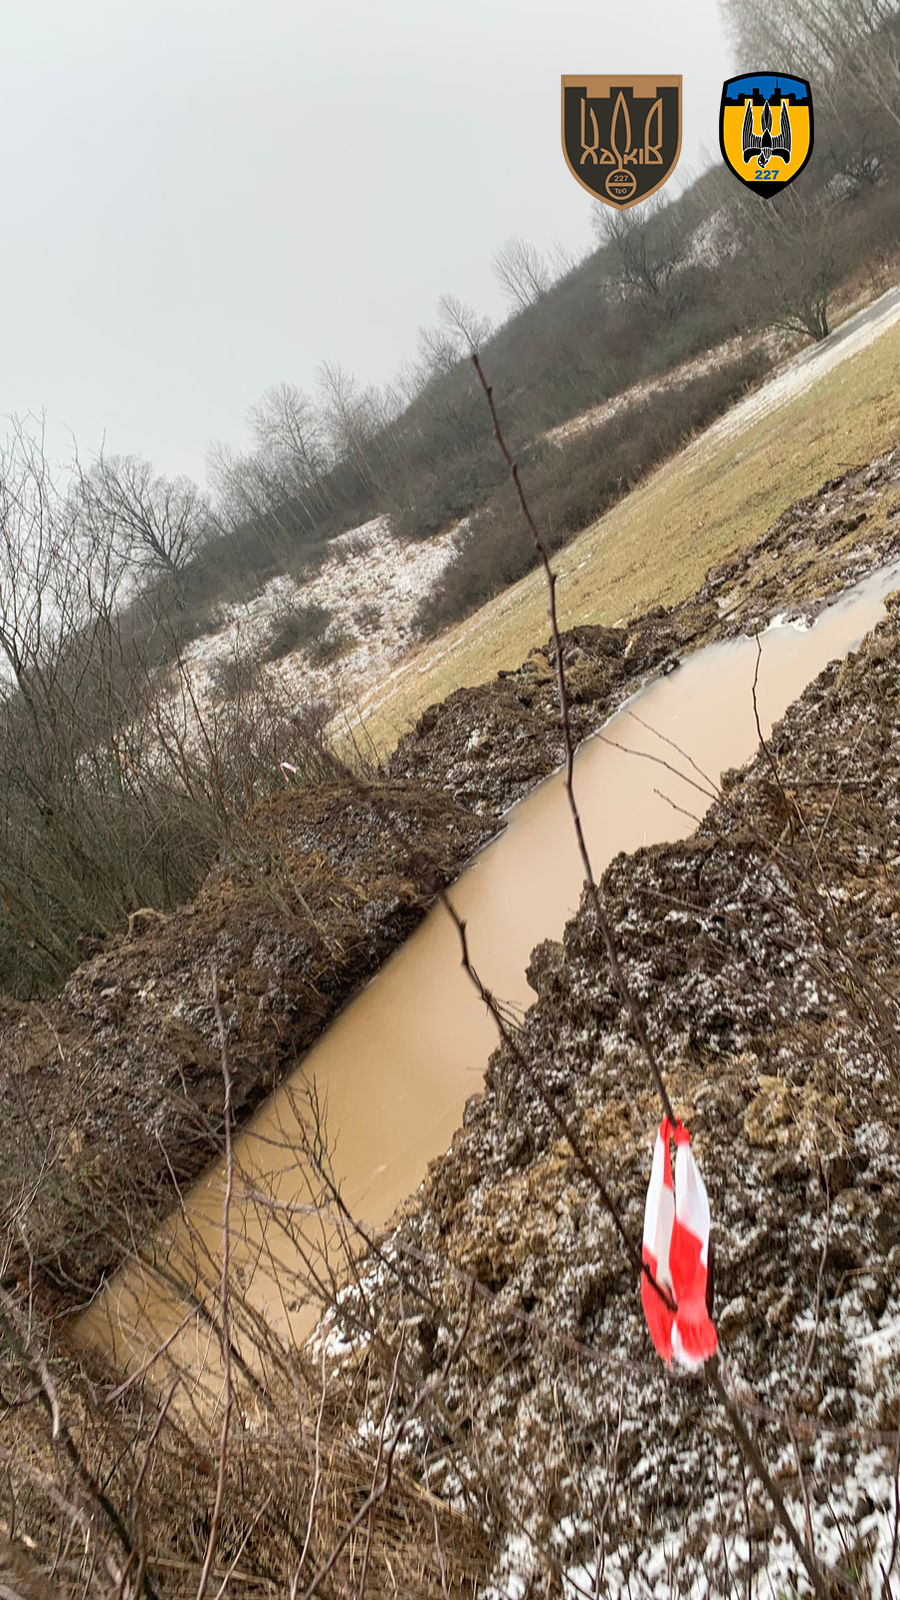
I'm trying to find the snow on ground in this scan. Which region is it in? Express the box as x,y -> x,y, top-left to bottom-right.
179,515 -> 459,722
179,284 -> 899,745
695,283 -> 900,454
544,333 -> 765,447
547,284 -> 900,461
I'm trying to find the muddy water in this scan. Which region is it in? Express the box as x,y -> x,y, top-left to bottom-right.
76,561 -> 900,1386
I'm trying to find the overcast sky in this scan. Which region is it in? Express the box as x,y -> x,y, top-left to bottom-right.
0,0 -> 735,487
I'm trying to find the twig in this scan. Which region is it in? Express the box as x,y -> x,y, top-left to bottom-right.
0,1293 -> 158,1599
709,1365 -> 830,1600
195,966 -> 236,1600
752,632 -> 799,843
296,1340 -> 329,1574
300,1281 -> 475,1599
472,354 -> 831,1600
472,351 -> 676,1125
881,1420 -> 900,1600
357,1332 -> 405,1599
794,1188 -> 831,1400
348,775 -> 666,1304
106,1303 -> 202,1401
0,1284 -> 61,1440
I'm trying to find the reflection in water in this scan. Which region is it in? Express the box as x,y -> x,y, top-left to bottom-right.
75,562 -> 900,1391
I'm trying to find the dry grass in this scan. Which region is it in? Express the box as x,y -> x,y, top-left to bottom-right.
352,316 -> 900,757
2,1285 -> 492,1598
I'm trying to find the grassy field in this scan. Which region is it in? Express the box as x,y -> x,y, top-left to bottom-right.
350,317 -> 900,757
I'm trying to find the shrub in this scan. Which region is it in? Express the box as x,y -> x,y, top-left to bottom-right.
354,601 -> 382,633
338,525 -> 379,558
306,622 -> 357,666
0,581 -> 339,996
207,644 -> 260,701
285,538 -> 334,581
260,601 -> 334,663
415,351 -> 766,635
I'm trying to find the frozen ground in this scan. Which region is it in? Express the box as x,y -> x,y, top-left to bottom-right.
337,569 -> 900,1599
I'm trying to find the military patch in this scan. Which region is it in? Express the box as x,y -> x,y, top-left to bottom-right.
720,72 -> 813,195
561,77 -> 682,210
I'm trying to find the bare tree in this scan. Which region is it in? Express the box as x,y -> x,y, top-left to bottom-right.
317,360 -> 390,494
412,297 -> 494,393
415,322 -> 460,379
722,0 -> 900,134
317,362 -> 372,458
249,382 -> 325,472
828,117 -> 891,193
76,453 -> 213,583
206,437 -> 269,525
594,196 -> 688,310
209,381 -> 338,536
547,238 -> 581,279
735,187 -> 841,341
492,237 -> 551,311
438,293 -> 493,352
247,381 -> 330,510
0,417 -> 73,697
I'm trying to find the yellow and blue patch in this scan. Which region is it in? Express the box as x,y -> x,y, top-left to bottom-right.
719,73 -> 813,196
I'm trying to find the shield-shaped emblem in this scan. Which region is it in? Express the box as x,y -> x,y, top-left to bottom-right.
561,77 -> 682,210
719,73 -> 814,195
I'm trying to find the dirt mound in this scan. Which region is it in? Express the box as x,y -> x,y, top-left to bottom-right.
391,447 -> 900,815
341,594 -> 900,1595
0,780 -> 493,1296
698,447 -> 900,630
389,607 -> 715,814
2,447 -> 898,1324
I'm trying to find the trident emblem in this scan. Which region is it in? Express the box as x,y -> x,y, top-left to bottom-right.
562,77 -> 682,209
742,96 -> 792,168
589,90 -> 665,202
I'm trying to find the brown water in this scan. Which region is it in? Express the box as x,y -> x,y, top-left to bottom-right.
75,562 -> 900,1389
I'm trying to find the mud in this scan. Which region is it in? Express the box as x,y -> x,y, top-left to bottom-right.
0,782 -> 493,1296
339,592 -> 900,1595
77,551 -> 900,1386
1,446 -> 898,1313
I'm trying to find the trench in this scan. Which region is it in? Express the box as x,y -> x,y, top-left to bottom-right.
75,559 -> 900,1391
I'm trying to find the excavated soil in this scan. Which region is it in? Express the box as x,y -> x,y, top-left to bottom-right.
1,446 -> 899,1325
0,783 -> 492,1296
390,449 -> 900,814
326,538 -> 900,1591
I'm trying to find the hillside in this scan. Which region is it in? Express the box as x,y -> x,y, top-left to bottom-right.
3,441 -> 898,1300
171,289 -> 900,758
5,4 -> 900,1596
167,91 -> 899,721
358,290 -> 900,751
178,515 -> 458,724
2,190 -> 897,1002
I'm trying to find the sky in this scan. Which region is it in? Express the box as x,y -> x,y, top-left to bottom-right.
0,0 -> 735,487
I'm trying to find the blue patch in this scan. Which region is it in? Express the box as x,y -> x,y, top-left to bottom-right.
724,73 -> 809,103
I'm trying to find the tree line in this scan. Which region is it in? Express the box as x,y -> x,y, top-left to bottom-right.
190,0 -> 899,622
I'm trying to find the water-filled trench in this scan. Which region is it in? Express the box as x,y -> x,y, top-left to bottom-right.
75,561 -> 900,1390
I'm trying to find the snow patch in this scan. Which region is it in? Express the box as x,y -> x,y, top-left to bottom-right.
177,514 -> 459,724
